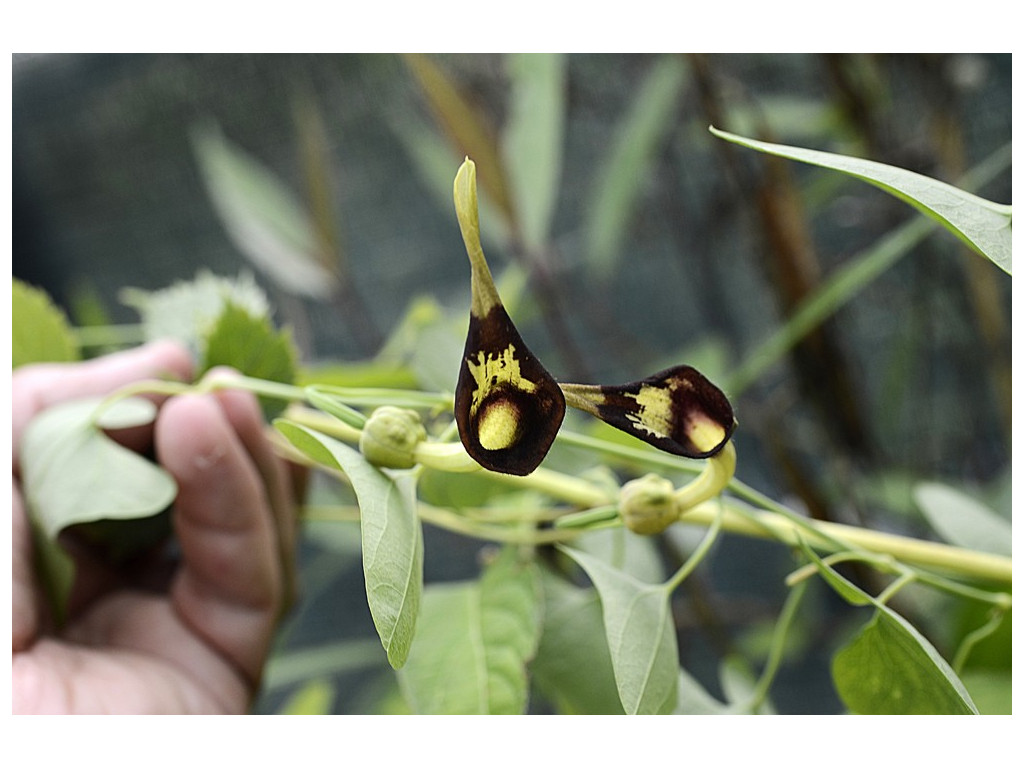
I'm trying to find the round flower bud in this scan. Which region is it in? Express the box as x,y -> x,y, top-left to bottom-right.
359,406 -> 427,469
619,473 -> 679,535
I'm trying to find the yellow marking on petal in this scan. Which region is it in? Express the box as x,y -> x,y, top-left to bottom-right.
477,400 -> 522,451
465,344 -> 537,412
627,384 -> 675,439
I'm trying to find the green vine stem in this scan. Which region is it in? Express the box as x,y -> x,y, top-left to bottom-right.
97,376 -> 1012,590
678,500 -> 1011,587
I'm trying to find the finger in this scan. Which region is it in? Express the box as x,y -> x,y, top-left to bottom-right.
207,371 -> 298,609
12,340 -> 193,466
13,486 -> 43,652
155,393 -> 285,689
13,341 -> 193,645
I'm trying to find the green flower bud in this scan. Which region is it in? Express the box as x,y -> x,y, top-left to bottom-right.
359,406 -> 427,469
619,473 -> 679,535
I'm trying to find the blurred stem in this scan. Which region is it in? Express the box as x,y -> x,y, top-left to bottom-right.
735,579 -> 808,714
664,498 -> 724,592
725,142 -> 1011,398
293,89 -> 383,354
952,608 -> 1008,675
680,499 -> 1011,586
73,324 -> 149,349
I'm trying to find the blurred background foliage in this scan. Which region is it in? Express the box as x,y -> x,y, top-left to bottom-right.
12,53 -> 1011,713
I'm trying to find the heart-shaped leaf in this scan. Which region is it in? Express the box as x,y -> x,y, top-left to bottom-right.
274,420 -> 423,669
19,397 -> 178,619
797,536 -> 978,714
558,545 -> 678,714
399,547 -> 541,714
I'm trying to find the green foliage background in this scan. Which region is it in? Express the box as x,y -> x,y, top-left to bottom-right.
13,53 -> 1011,714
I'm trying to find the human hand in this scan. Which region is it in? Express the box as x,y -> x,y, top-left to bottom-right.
12,341 -> 297,714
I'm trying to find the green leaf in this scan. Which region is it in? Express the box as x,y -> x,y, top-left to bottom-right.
959,670 -> 1012,715
274,421 -> 423,669
476,546 -> 543,712
585,55 -> 689,280
12,279 -> 80,368
719,656 -> 775,714
20,398 -> 177,539
574,527 -> 666,585
798,536 -> 979,714
833,608 -> 978,714
913,482 -> 1012,557
121,269 -> 271,357
399,548 -> 542,714
558,545 -> 678,714
190,123 -> 338,297
503,53 -> 566,251
201,301 -> 297,420
710,126 -> 1012,275
19,397 -> 178,618
674,666 -> 728,714
530,569 -> 625,714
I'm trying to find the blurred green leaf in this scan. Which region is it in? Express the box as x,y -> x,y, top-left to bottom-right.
121,270 -> 271,358
12,279 -> 80,368
403,54 -> 516,226
264,639 -> 385,691
833,608 -> 978,714
372,294 -> 467,393
710,126 -> 1012,274
20,397 -> 178,619
719,656 -> 776,714
959,670 -> 1011,715
727,216 -> 933,395
558,545 -> 678,714
277,678 -> 336,715
530,569 -> 625,714
674,666 -> 728,714
586,55 -> 689,280
503,53 -> 566,251
387,111 -> 510,250
913,482 -> 1011,557
190,123 -> 338,297
574,527 -> 667,585
21,398 -> 176,540
201,301 -> 297,420
399,547 -> 541,714
274,422 -> 423,669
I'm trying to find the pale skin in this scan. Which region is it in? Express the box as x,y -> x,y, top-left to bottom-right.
12,341 -> 297,714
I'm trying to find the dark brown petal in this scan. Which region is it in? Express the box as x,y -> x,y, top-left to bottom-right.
455,304 -> 565,475
560,365 -> 736,459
